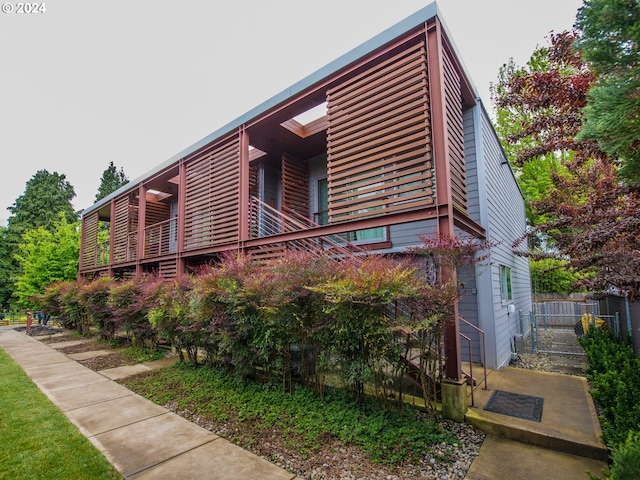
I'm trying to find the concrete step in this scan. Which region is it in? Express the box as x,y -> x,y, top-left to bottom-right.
464,434 -> 608,480
465,367 -> 608,462
466,408 -> 608,461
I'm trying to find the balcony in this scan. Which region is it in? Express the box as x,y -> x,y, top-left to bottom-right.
144,218 -> 177,258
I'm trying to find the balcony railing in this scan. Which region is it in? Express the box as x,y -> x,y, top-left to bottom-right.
144,218 -> 177,258
248,196 -> 369,259
96,240 -> 110,267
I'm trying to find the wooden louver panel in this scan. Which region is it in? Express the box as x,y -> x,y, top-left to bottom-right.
81,211 -> 99,269
184,137 -> 240,250
326,40 -> 434,224
281,153 -> 309,220
158,260 -> 178,279
442,49 -> 467,213
145,201 -> 170,226
112,195 -> 137,263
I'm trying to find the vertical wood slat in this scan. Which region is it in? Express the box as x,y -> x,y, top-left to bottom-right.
442,48 -> 467,213
81,211 -> 99,269
326,39 -> 434,224
184,137 -> 240,250
281,153 -> 309,219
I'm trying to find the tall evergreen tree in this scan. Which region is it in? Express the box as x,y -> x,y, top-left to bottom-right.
95,161 -> 128,202
575,0 -> 640,182
0,227 -> 13,309
1,170 -> 77,308
7,170 -> 77,235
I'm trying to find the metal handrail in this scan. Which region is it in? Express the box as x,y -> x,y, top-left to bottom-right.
460,332 -> 475,406
459,316 -> 488,394
96,240 -> 110,267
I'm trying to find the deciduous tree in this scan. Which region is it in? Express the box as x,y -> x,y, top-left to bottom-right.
2,170 -> 77,308
13,215 -> 80,307
493,31 -> 640,299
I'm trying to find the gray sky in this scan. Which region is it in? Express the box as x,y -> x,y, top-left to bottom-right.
0,0 -> 582,226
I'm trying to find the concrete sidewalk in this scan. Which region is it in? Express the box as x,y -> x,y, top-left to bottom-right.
0,326 -> 610,480
0,328 -> 300,480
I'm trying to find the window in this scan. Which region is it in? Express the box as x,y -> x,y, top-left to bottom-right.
316,178 -> 329,225
500,265 -> 513,303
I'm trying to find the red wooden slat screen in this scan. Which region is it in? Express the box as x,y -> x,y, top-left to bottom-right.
183,137 -> 240,250
81,211 -> 99,269
281,153 -> 309,219
442,48 -> 468,213
112,194 -> 138,263
326,39 -> 434,224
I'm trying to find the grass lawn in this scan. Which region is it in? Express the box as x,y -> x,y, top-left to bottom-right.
0,349 -> 121,480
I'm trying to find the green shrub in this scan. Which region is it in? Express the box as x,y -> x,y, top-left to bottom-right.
529,258 -> 579,295
581,328 -> 640,447
591,431 -> 640,480
609,432 -> 640,480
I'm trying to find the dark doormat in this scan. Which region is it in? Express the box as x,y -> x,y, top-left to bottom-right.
484,390 -> 544,422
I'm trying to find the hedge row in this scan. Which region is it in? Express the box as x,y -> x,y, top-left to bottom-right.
37,249 -> 462,410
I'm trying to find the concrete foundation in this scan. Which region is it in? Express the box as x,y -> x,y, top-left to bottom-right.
441,378 -> 468,422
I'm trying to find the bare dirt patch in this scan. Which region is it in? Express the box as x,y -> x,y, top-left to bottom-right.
38,333 -> 83,344
78,353 -> 134,371
34,330 -> 138,371
57,341 -> 112,354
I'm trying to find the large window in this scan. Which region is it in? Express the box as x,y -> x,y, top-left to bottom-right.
500,265 -> 513,303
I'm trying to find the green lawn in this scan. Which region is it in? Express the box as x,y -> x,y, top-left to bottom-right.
0,349 -> 122,480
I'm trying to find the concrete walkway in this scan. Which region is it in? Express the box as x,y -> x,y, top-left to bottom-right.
0,328 -> 300,480
464,366 -> 609,480
0,326 -> 610,479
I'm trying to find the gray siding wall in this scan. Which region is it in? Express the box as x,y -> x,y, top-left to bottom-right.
474,102 -> 532,368
459,107 -> 482,363
388,219 -> 438,251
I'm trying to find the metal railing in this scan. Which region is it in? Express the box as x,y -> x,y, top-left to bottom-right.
459,317 -> 488,407
144,218 -> 177,258
532,301 -> 600,327
521,309 -> 621,355
248,196 -> 369,260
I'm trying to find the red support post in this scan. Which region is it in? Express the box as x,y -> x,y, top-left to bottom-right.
238,127 -> 250,245
177,160 -> 186,277
108,198 -> 115,278
136,185 -> 147,277
427,17 -> 462,381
